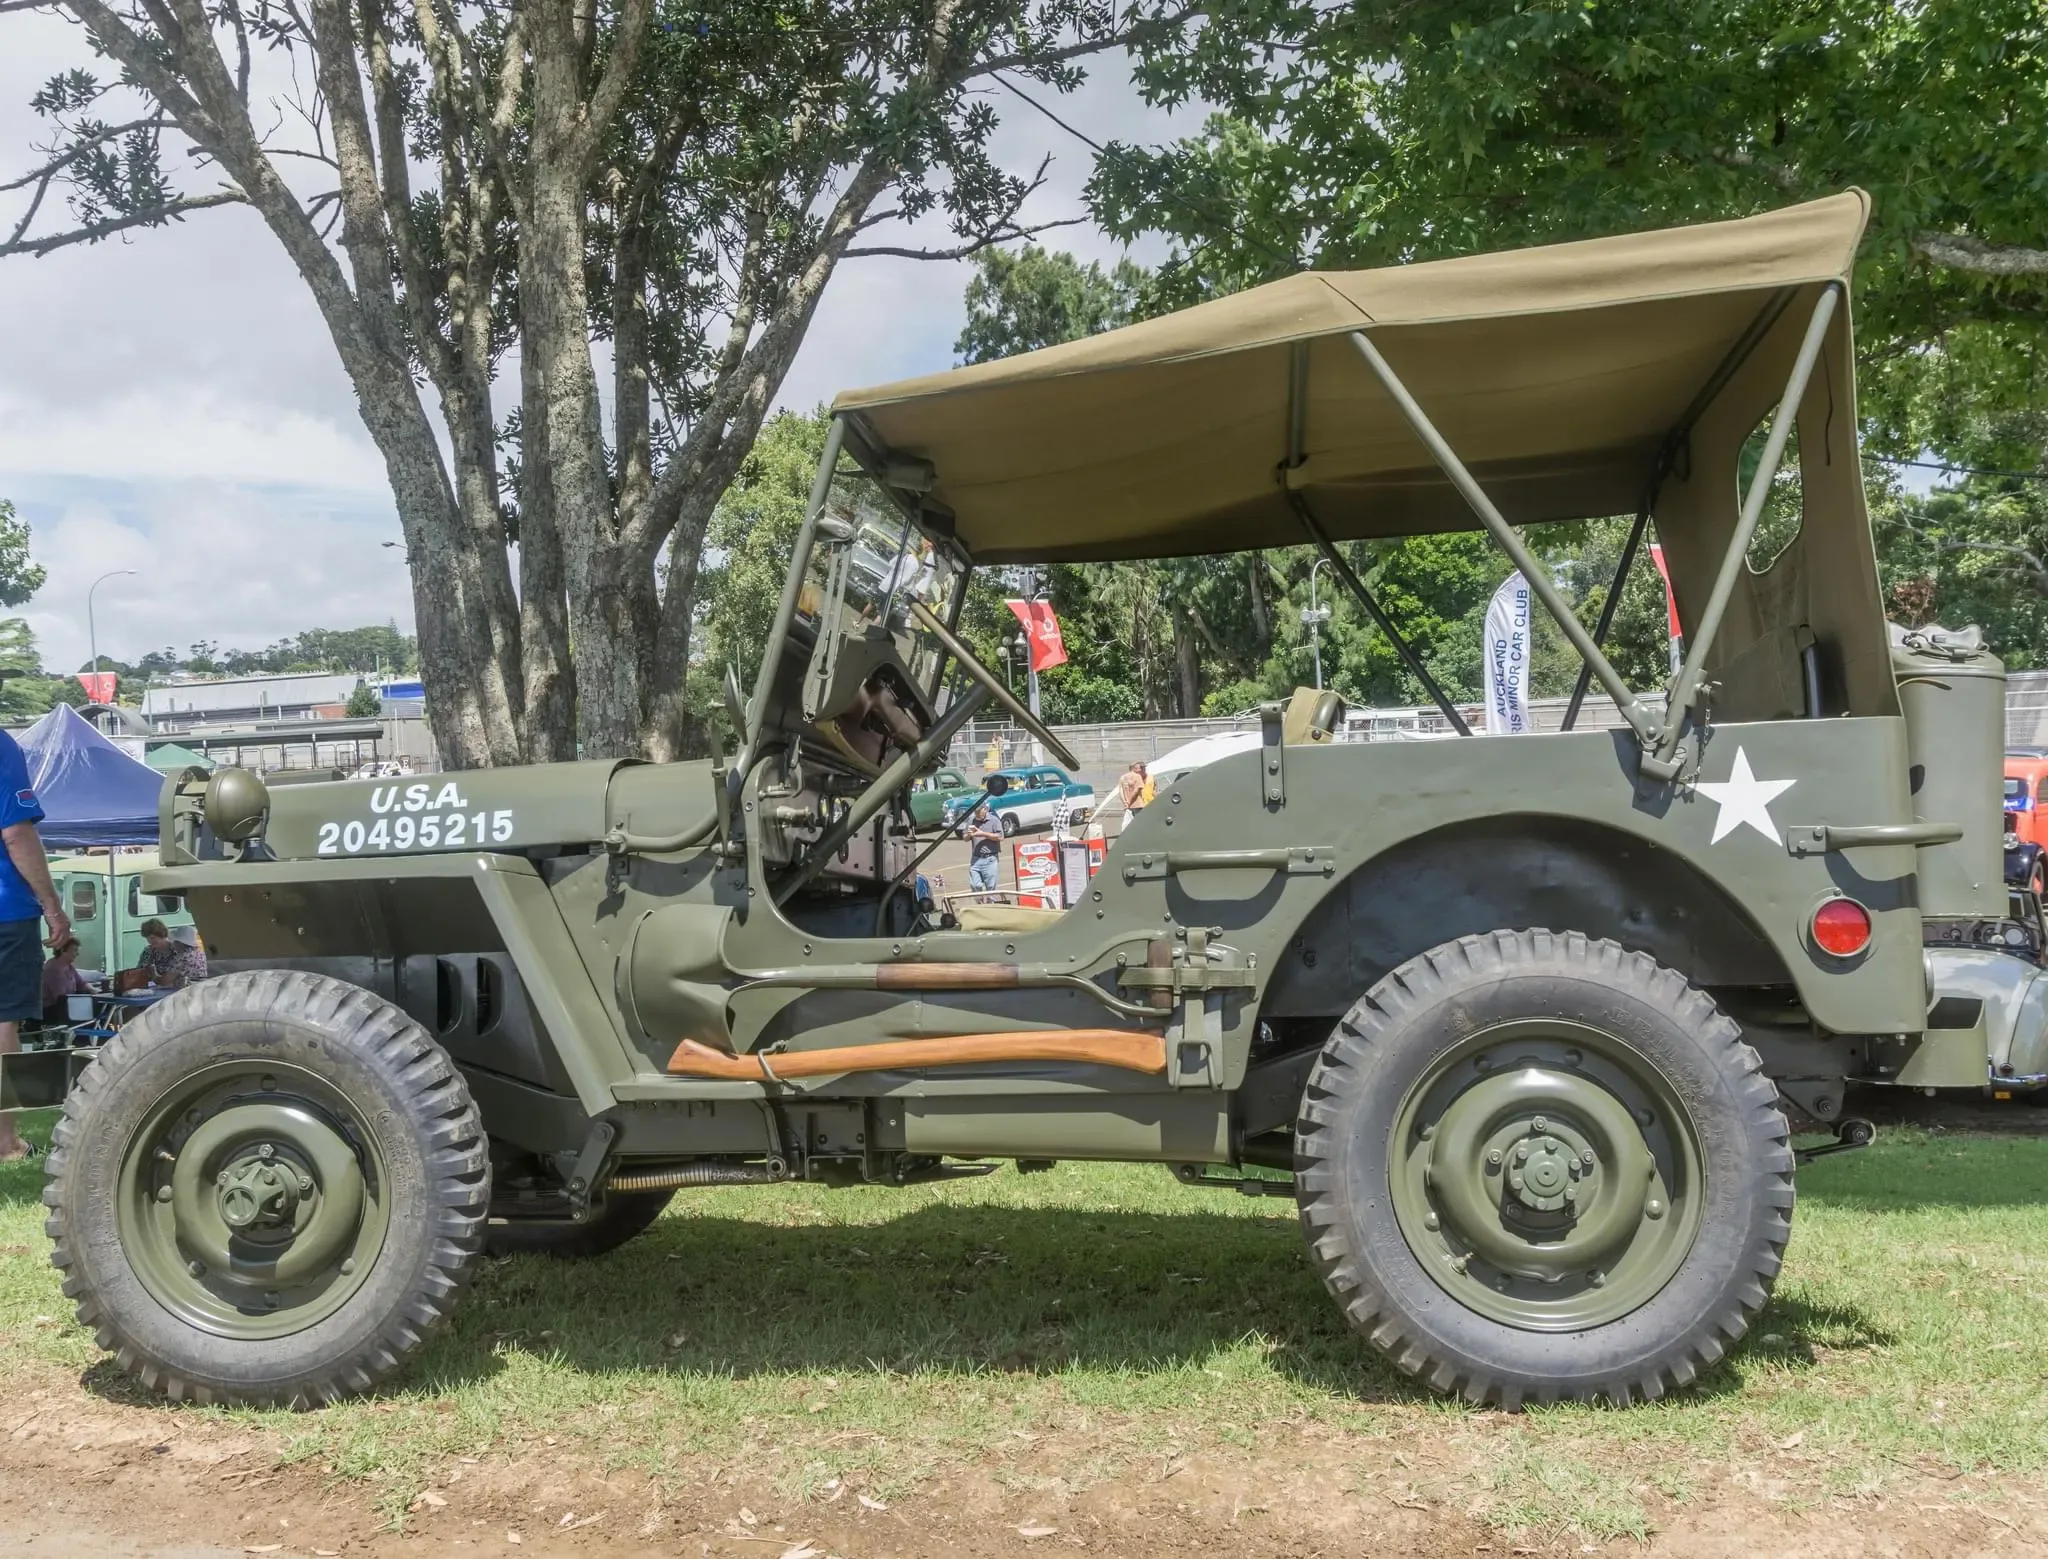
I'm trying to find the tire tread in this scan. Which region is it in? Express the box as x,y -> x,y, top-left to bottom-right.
42,969 -> 488,1409
1293,929 -> 1793,1407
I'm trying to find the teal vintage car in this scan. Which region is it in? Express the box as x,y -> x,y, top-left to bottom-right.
908,766 -> 981,830
942,765 -> 1094,836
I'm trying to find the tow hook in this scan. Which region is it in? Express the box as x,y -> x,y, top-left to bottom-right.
1794,1117 -> 1875,1165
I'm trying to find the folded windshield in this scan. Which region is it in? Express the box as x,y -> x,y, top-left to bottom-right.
800,467 -> 962,724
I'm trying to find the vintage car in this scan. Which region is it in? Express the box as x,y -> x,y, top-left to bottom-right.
941,765 -> 1093,834
29,191 -> 2048,1415
2004,750 -> 2048,894
908,765 -> 979,830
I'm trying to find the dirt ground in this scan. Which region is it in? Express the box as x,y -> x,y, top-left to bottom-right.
1,1365 -> 2045,1559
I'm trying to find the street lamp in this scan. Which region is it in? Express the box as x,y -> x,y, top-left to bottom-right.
1001,630 -> 1027,694
87,569 -> 138,697
1301,557 -> 1333,689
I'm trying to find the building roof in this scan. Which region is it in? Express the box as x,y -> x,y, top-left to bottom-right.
140,672 -> 362,719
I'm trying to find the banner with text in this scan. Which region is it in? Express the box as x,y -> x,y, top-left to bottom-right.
1005,599 -> 1069,672
1482,572 -> 1533,735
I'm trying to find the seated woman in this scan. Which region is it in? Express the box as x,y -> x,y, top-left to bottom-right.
132,918 -> 207,990
41,935 -> 90,1022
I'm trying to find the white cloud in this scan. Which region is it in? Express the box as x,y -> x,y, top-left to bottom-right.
12,478 -> 408,675
0,23 -> 1199,677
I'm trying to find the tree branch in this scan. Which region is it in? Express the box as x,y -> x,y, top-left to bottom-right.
0,188 -> 243,258
1912,232 -> 2048,278
962,5 -> 1204,83
0,116 -> 166,194
845,213 -> 1086,260
573,0 -> 652,174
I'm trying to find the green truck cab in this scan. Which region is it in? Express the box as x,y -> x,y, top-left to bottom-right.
47,852 -> 195,978
29,192 -> 2042,1413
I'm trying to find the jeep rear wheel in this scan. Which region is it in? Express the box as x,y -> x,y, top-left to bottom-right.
1295,929 -> 1792,1406
42,971 -> 488,1407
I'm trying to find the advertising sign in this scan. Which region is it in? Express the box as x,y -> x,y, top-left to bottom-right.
1482,572 -> 1532,734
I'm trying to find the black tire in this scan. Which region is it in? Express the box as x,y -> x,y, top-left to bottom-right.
43,970 -> 489,1408
485,1188 -> 675,1258
2031,860 -> 2045,900
1001,812 -> 1020,837
1295,929 -> 1793,1407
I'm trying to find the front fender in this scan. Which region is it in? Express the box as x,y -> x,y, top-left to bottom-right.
147,852 -> 634,1119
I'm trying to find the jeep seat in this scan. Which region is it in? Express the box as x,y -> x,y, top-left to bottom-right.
1283,687 -> 1344,744
955,902 -> 1065,933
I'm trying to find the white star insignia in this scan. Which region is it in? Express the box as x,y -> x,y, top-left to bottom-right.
1691,746 -> 1795,845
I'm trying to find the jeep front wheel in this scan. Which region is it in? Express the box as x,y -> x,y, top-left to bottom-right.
42,971 -> 489,1407
1295,929 -> 1792,1406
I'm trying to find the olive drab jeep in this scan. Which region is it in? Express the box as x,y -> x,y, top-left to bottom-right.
31,192 -> 2048,1411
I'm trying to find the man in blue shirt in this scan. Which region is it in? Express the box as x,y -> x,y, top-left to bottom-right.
0,729 -> 69,1161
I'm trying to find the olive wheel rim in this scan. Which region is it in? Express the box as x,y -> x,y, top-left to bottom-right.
1388,1017 -> 1705,1332
114,1059 -> 392,1340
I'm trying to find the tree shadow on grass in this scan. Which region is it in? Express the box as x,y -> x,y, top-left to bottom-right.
383,1200 -> 1888,1409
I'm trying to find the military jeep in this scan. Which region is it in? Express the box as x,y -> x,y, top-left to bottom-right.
35,192 -> 2040,1410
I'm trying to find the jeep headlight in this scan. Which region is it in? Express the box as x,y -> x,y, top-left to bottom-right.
2006,829 -> 2022,851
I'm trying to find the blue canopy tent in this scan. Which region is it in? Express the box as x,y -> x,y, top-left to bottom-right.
17,704 -> 165,848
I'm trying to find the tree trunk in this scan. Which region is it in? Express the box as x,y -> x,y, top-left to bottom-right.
1247,551 -> 1271,651
526,0 -> 640,758
1174,613 -> 1199,717
517,343 -> 576,763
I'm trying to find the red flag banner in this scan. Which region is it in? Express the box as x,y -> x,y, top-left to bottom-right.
77,671 -> 118,704
1648,543 -> 1682,638
1005,599 -> 1068,672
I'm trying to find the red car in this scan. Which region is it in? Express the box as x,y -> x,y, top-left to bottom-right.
2005,750 -> 2048,895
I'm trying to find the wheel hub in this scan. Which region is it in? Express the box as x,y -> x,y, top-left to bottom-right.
216,1148 -> 305,1230
1392,1021 -> 1703,1332
117,1067 -> 389,1341
1506,1133 -> 1579,1213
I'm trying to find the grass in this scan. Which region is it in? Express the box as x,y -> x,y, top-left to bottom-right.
4,1109 -> 2048,1539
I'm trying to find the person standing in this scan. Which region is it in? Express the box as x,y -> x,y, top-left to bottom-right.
0,729 -> 70,1161
1115,761 -> 1148,835
964,801 -> 1005,895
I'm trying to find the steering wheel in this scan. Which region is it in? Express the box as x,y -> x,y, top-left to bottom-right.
909,602 -> 1083,771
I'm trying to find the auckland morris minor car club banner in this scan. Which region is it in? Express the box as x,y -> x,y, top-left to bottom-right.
1483,571 -> 1532,735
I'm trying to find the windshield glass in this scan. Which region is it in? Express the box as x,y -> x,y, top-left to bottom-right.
2008,777 -> 2026,804
801,467 -> 962,706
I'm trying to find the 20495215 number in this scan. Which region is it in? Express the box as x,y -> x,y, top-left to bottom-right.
316,809 -> 514,856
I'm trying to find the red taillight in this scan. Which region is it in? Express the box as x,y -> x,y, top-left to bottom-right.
1811,897 -> 1872,957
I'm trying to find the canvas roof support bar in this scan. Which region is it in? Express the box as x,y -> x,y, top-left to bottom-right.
1559,504 -> 1651,733
1348,330 -> 1661,748
1648,285 -> 1841,773
1561,289 -> 1795,734
740,414 -> 847,780
1287,490 -> 1473,736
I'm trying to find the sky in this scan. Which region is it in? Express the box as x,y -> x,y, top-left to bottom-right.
0,13 -> 1187,677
